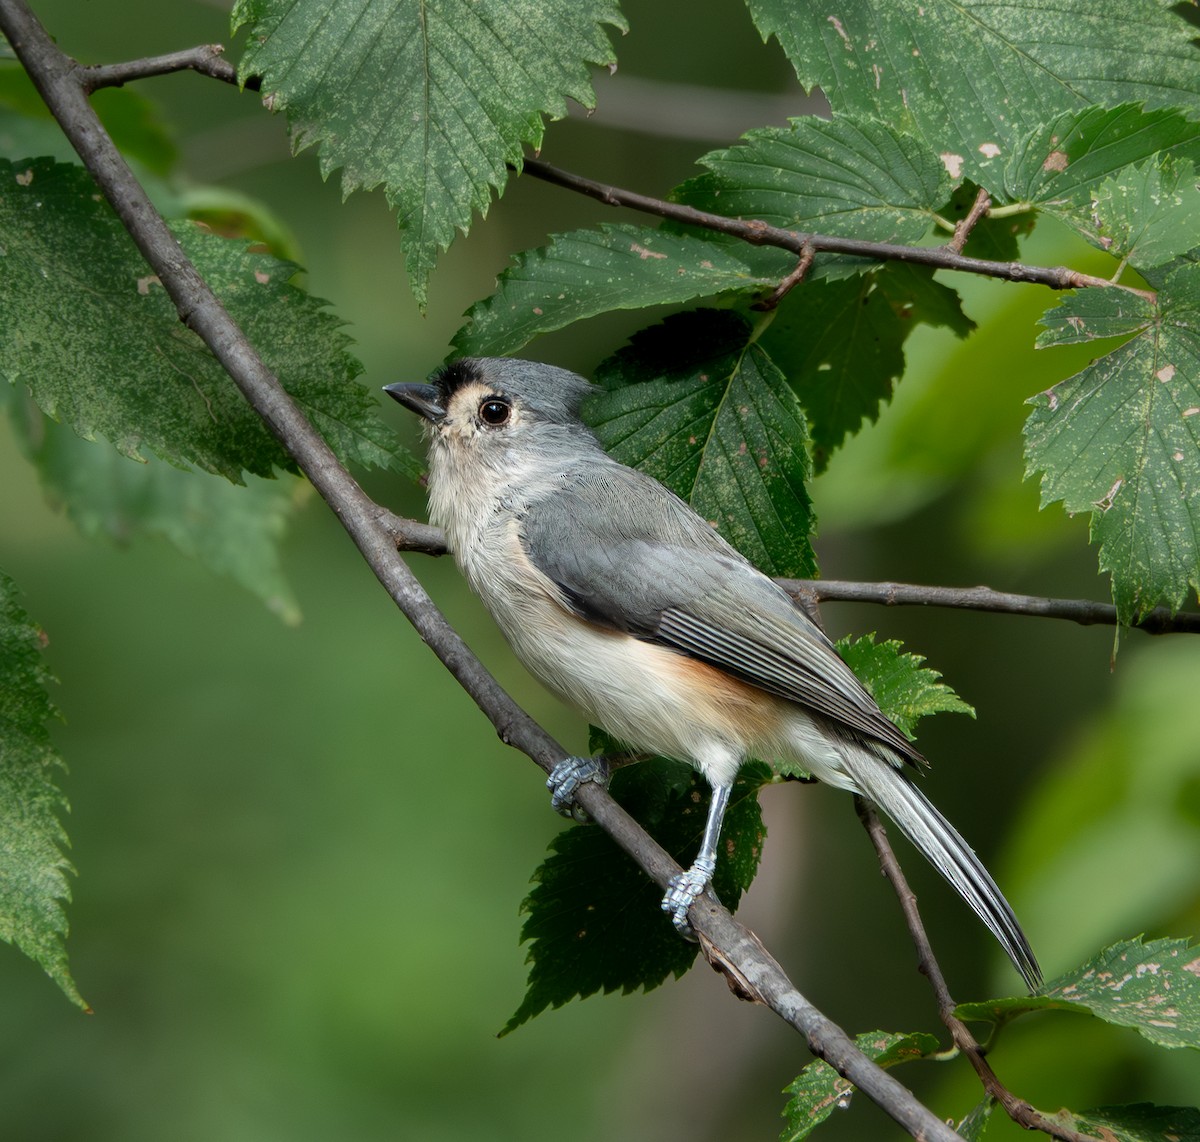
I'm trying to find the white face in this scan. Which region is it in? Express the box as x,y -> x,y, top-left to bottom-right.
431,380 -> 525,449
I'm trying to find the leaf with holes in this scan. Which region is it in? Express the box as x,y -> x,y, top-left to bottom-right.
1025,268 -> 1200,622
746,2 -> 1200,187
585,310 -> 815,578
956,936 -> 1200,1050
233,0 -> 625,305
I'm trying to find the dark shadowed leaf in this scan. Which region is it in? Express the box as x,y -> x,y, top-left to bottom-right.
586,310 -> 816,578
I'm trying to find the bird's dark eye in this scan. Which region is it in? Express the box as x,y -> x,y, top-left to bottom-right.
478,397 -> 511,426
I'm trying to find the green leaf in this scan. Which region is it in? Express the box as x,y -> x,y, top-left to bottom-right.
233,0 -> 625,306
1025,267 -> 1200,621
759,264 -> 973,471
957,1098 -> 996,1141
834,633 -> 974,739
501,757 -> 769,1035
1085,158 -> 1200,270
746,2 -> 1200,186
0,571 -> 84,1009
956,936 -> 1200,1050
586,309 -> 816,578
0,158 -> 415,482
780,1031 -> 939,1141
6,400 -> 303,623
1001,105 -> 1200,213
1035,288 -> 1155,348
680,114 -> 949,243
1052,1104 -> 1200,1142
451,224 -> 780,357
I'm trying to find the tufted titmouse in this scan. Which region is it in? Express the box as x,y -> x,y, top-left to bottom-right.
386,358 -> 1041,988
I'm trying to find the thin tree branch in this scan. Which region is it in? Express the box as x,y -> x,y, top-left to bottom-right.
781,578 -> 1200,635
0,5 -> 961,1138
519,156 -> 1157,301
81,44 -> 239,91
947,186 -> 992,254
855,800 -> 1090,1142
373,513 -> 1200,634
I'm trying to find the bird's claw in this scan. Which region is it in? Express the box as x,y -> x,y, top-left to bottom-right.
547,755 -> 609,820
662,859 -> 717,936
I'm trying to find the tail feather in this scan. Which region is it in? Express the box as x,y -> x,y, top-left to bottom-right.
844,755 -> 1042,989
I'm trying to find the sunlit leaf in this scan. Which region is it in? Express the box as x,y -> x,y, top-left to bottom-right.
233,0 -> 625,304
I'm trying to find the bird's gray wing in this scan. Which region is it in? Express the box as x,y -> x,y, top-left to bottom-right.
519,465 -> 922,763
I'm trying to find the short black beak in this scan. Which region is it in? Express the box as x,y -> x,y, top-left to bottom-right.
383,382 -> 446,423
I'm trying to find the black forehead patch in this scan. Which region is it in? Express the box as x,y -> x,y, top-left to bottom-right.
433,359 -> 485,400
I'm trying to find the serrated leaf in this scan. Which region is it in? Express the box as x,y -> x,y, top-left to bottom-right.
1025,267 -> 1200,621
0,158 -> 416,482
1035,288 -> 1156,348
233,0 -> 624,305
956,936 -> 1200,1050
586,309 -> 816,578
679,114 -> 949,243
0,571 -> 84,1009
1053,1103 -> 1200,1142
759,264 -> 973,470
835,633 -> 974,739
7,400 -> 303,623
501,758 -> 769,1035
1002,104 -> 1200,215
1086,157 -> 1200,270
746,2 -> 1200,186
780,1030 -> 939,1141
451,224 -> 780,357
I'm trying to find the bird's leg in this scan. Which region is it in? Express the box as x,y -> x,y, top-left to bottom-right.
662,782 -> 732,934
547,755 -> 611,818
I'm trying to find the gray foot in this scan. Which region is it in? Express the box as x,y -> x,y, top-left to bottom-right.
547,755 -> 609,818
661,857 -> 717,934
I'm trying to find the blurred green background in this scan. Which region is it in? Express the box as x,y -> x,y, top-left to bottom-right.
2,2 -> 1198,1139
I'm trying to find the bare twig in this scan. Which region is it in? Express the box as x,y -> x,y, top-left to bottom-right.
519,156 -> 1158,301
855,799 -> 1091,1142
947,186 -> 992,254
0,5 -> 962,1138
372,513 -> 1200,635
82,44 -> 238,91
782,578 -> 1200,635
752,242 -> 815,310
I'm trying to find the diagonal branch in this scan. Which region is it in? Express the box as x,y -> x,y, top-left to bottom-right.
855,800 -> 1091,1142
0,5 -> 960,1139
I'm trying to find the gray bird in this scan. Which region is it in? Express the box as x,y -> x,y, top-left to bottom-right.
386,357 -> 1040,988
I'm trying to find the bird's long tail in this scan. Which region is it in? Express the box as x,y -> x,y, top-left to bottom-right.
843,753 -> 1042,990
